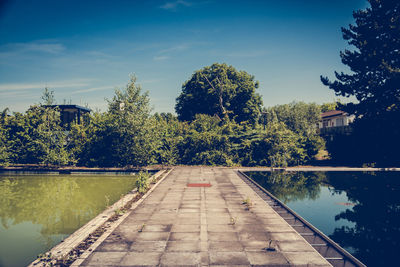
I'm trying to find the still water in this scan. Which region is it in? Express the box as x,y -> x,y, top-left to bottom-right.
245,171 -> 400,267
0,174 -> 138,267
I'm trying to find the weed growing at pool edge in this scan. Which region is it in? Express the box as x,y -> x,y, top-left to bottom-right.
105,195 -> 110,207
114,207 -> 125,216
138,223 -> 146,232
135,171 -> 150,194
242,196 -> 253,210
37,252 -> 55,266
264,240 -> 276,251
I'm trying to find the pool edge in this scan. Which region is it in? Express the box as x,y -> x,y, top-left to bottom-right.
28,168 -> 173,267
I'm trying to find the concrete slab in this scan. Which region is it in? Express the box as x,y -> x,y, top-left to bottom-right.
166,241 -> 201,252
76,167 -> 331,267
120,252 -> 162,266
160,252 -> 201,266
246,251 -> 290,266
129,241 -> 167,252
82,252 -> 126,265
169,232 -> 200,241
96,241 -> 130,252
170,224 -> 200,232
209,251 -> 250,265
208,241 -> 244,252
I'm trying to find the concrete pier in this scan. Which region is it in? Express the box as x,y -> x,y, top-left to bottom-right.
76,167 -> 331,266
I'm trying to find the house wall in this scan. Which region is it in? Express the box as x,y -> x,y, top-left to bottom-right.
319,114 -> 354,129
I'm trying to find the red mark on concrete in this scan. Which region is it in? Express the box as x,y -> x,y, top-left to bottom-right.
187,183 -> 211,187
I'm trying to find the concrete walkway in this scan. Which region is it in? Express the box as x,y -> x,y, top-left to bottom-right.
78,167 -> 331,266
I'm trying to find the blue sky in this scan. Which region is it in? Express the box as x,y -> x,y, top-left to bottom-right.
0,0 -> 367,113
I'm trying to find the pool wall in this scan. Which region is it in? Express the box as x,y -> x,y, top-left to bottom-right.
238,170 -> 367,267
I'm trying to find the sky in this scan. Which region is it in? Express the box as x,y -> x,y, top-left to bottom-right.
0,0 -> 368,113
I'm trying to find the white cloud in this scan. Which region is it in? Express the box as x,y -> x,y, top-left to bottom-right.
21,43 -> 65,54
159,44 -> 189,54
153,55 -> 170,61
226,50 -> 269,58
139,79 -> 160,84
160,0 -> 192,11
0,90 -> 38,99
72,85 -> 116,94
0,79 -> 92,91
0,41 -> 66,57
153,42 -> 209,60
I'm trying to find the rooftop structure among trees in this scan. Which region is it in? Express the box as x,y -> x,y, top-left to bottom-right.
44,105 -> 91,129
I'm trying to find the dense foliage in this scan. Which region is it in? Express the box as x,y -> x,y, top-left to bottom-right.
78,76 -> 159,167
0,106 -> 71,166
175,63 -> 263,124
262,102 -> 325,161
321,0 -> 400,119
321,0 -> 400,166
0,71 -> 327,168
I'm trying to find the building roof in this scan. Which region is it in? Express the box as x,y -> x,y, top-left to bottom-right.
44,104 -> 91,112
321,110 -> 346,119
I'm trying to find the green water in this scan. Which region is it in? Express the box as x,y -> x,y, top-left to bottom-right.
0,174 -> 138,267
245,171 -> 400,267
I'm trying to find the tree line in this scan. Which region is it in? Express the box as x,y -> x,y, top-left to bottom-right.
0,69 -> 331,168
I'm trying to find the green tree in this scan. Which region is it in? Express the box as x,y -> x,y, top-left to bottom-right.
0,108 -> 10,165
80,76 -> 158,167
321,0 -> 400,118
256,122 -> 306,167
262,102 -> 325,161
153,113 -> 181,165
41,87 -> 56,105
107,75 -> 158,166
77,111 -> 113,166
3,105 -> 70,165
321,0 -> 400,165
175,63 -> 263,124
177,114 -> 234,166
320,102 -> 338,112
264,102 -> 321,136
36,105 -> 70,165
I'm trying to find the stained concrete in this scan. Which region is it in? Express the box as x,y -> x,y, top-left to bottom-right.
78,167 -> 331,266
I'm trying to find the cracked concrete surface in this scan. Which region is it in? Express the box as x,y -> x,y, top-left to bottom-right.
78,167 -> 331,266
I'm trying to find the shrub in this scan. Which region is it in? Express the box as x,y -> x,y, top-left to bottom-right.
135,171 -> 150,193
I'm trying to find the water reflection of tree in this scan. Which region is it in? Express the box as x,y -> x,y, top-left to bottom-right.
326,172 -> 400,266
246,171 -> 325,203
0,175 -> 136,248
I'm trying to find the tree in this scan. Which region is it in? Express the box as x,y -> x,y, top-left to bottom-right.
177,114 -> 234,166
3,105 -> 70,166
0,108 -> 10,165
321,0 -> 400,118
175,63 -> 263,124
36,105 -> 70,166
321,0 -> 400,165
320,102 -> 338,112
262,102 -> 325,161
264,102 -> 321,136
107,75 -> 158,166
80,75 -> 158,167
41,87 -> 56,105
153,113 -> 181,165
